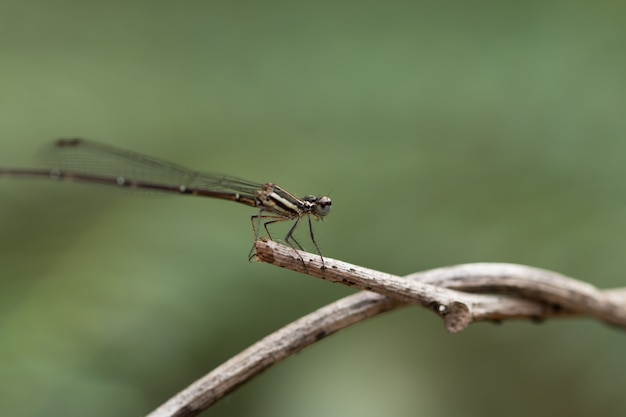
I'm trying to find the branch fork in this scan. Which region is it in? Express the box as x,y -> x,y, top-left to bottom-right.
147,240 -> 626,417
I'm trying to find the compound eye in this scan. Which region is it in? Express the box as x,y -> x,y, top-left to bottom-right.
314,196 -> 332,217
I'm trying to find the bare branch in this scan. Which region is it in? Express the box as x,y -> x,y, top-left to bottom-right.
256,240 -> 626,328
146,240 -> 626,417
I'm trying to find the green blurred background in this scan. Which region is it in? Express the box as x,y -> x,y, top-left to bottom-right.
1,1 -> 626,416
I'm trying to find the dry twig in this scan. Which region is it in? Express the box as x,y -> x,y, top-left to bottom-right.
147,240 -> 626,417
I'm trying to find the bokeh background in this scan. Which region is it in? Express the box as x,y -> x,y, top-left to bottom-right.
1,1 -> 626,416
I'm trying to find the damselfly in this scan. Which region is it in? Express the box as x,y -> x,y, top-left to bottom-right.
0,139 -> 332,266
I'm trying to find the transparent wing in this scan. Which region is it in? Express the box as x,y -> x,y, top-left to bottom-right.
38,138 -> 264,195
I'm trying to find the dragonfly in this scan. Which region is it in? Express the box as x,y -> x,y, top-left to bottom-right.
0,138 -> 332,267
